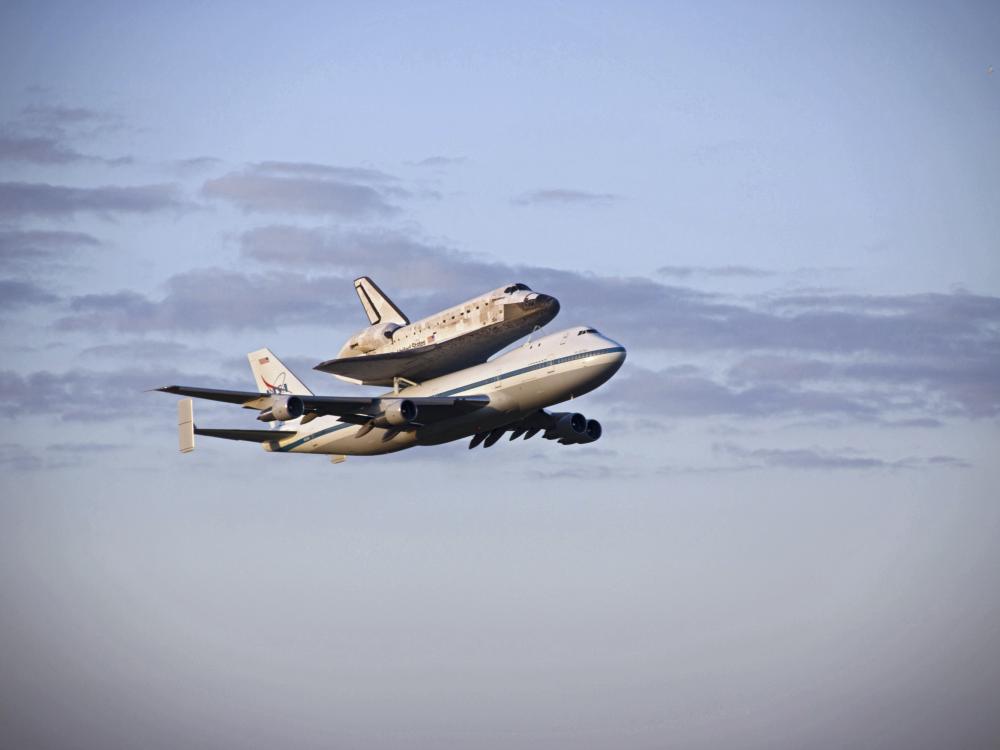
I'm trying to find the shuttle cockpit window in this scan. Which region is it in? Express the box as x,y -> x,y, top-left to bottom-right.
578,328 -> 598,335
503,283 -> 532,294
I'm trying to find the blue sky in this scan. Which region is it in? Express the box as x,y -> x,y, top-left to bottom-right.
2,2 -> 999,748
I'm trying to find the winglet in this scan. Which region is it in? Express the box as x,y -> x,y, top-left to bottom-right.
179,399 -> 195,453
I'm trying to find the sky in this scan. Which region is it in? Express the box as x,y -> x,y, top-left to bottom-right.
1,1 -> 999,748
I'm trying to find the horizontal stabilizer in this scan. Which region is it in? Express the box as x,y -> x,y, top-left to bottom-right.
194,427 -> 297,443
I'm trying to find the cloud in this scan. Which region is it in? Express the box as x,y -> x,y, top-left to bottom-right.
0,133 -> 87,164
604,349 -> 999,422
252,161 -> 398,183
526,463 -> 633,481
170,156 -> 222,174
19,104 -> 117,132
237,223 -> 1000,419
239,225 -> 501,292
0,228 -> 100,271
724,351 -> 1000,419
56,268 -> 357,332
0,367 -> 245,422
0,133 -> 130,166
0,279 -> 58,309
237,225 -> 696,310
51,221 -> 999,421
47,442 -> 125,453
713,442 -> 971,471
0,182 -> 186,218
410,155 -> 467,167
0,443 -> 43,471
1,104 -> 131,164
201,162 -> 402,217
80,339 -> 215,361
604,365 -> 886,420
657,265 -> 774,279
511,189 -> 620,206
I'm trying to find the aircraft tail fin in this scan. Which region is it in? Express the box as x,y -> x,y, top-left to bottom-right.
247,348 -> 314,396
354,276 -> 409,326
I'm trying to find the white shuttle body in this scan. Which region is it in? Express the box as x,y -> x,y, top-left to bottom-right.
314,277 -> 560,385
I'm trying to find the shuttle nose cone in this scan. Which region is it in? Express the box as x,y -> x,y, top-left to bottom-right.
509,293 -> 560,325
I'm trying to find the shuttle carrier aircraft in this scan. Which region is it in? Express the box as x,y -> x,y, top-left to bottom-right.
315,277 -> 560,385
158,326 -> 625,461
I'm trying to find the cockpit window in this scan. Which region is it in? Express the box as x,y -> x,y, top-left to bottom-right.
578,328 -> 598,335
503,283 -> 532,294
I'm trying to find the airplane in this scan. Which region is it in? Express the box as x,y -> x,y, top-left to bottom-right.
157,325 -> 625,460
314,277 -> 560,385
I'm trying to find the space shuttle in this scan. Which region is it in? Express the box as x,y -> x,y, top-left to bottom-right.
314,277 -> 560,385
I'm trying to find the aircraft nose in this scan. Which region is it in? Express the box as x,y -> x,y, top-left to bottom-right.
506,293 -> 560,323
609,343 -> 626,368
601,336 -> 627,368
527,293 -> 560,316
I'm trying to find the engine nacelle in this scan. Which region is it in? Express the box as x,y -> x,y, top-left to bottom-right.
257,395 -> 304,422
347,322 -> 402,354
544,412 -> 587,441
577,418 -> 602,444
373,398 -> 418,427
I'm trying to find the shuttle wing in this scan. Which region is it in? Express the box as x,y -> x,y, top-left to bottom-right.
313,344 -> 443,383
314,337 -> 502,386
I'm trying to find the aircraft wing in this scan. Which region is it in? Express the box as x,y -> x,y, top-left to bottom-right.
156,385 -> 490,423
156,385 -> 264,404
299,394 -> 491,422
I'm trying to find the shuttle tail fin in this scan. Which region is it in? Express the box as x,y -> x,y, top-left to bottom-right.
354,277 -> 409,326
247,348 -> 314,396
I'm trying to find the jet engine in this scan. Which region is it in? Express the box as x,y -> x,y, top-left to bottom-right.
577,419 -> 602,444
346,322 -> 402,354
544,412 -> 587,441
257,395 -> 305,422
373,398 -> 418,427
540,413 -> 603,444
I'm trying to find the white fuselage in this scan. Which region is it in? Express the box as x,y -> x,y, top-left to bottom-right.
267,327 -> 625,456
